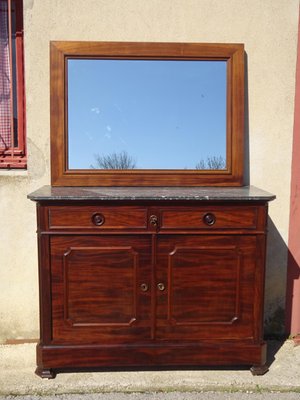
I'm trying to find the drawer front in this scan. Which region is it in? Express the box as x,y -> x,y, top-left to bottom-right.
48,206 -> 148,230
160,206 -> 259,230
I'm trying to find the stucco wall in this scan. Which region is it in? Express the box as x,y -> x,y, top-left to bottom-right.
0,0 -> 298,342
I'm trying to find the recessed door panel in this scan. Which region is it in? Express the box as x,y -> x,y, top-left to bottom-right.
167,246 -> 241,324
51,235 -> 151,343
63,247 -> 138,326
156,235 -> 257,340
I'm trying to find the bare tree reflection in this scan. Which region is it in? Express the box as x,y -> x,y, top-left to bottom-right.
91,151 -> 136,169
195,156 -> 226,170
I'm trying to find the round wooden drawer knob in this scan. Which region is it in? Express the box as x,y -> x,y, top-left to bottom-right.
92,213 -> 105,226
203,213 -> 216,226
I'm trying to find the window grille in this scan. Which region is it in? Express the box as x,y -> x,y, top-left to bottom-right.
0,0 -> 26,168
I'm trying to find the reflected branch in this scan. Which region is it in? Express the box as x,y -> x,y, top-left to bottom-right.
195,155 -> 226,170
91,151 -> 136,169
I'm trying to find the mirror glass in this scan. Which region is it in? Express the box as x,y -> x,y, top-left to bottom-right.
67,59 -> 227,170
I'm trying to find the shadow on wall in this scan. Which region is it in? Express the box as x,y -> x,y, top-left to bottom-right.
264,218 -> 289,337
242,53 -> 286,336
242,54 -> 290,337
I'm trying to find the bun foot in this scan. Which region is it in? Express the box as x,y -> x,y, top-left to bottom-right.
250,364 -> 269,376
35,367 -> 56,379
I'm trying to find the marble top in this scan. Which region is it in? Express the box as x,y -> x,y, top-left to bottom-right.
28,186 -> 275,202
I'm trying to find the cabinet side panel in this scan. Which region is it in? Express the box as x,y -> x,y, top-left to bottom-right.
253,205 -> 268,342
37,204 -> 53,344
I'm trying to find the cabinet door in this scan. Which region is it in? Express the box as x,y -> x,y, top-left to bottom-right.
50,235 -> 152,344
155,235 -> 259,341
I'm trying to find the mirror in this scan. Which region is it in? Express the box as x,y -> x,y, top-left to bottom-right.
50,41 -> 244,186
67,59 -> 227,170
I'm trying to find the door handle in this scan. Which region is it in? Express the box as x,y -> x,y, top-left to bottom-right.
140,283 -> 149,292
149,215 -> 159,227
157,282 -> 165,291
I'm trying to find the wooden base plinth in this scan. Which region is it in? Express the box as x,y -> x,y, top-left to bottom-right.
36,341 -> 267,378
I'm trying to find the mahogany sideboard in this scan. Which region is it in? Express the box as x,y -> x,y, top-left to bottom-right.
28,185 -> 275,378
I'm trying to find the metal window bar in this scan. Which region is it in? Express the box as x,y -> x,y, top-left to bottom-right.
0,0 -> 26,168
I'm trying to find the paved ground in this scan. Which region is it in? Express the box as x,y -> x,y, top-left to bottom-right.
1,393 -> 300,400
0,340 -> 300,397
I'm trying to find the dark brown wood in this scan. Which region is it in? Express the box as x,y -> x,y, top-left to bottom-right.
35,367 -> 56,379
50,41 -> 244,187
51,235 -> 151,343
250,364 -> 269,376
155,235 -> 257,340
37,341 -> 267,369
36,204 -> 52,344
48,205 -> 148,230
160,205 -> 258,230
33,197 -> 270,377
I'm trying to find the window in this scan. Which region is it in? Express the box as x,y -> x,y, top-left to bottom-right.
0,0 -> 26,168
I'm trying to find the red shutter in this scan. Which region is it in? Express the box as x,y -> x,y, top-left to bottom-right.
0,0 -> 26,169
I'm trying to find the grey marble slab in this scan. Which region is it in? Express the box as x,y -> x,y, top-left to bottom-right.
28,186 -> 275,202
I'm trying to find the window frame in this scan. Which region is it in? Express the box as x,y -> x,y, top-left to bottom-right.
0,0 -> 26,169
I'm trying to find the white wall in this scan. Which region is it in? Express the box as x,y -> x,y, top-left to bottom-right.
0,0 -> 298,342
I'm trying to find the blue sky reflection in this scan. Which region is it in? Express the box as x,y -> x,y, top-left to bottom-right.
67,58 -> 227,169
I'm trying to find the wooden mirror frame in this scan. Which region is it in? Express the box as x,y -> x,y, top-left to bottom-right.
50,41 -> 244,187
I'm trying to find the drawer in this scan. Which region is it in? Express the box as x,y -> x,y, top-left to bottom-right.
48,206 -> 148,230
160,206 -> 258,230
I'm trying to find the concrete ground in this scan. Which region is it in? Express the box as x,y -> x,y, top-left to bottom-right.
1,393 -> 300,400
0,340 -> 299,396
